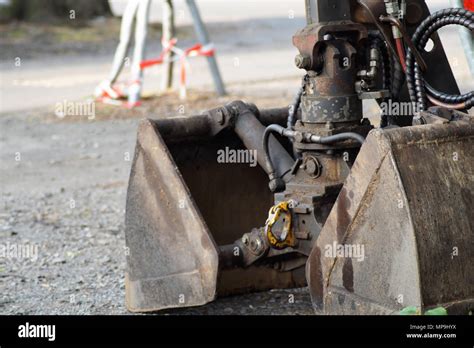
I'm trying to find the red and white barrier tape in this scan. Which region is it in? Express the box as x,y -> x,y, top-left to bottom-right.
96,38 -> 215,108
140,38 -> 215,98
465,0 -> 474,11
96,80 -> 142,109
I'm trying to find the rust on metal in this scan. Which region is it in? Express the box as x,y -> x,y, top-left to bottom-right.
307,119 -> 474,314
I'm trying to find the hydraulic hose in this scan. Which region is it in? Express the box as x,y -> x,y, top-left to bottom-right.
395,38 -> 407,72
369,31 -> 406,126
406,8 -> 474,110
369,32 -> 392,95
287,78 -> 306,129
262,125 -> 292,192
310,132 -> 365,145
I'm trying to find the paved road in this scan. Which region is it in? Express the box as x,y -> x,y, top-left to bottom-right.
109,0 -> 307,24
0,16 -> 305,114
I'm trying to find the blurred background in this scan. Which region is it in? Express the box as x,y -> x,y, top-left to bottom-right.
0,1 -> 472,315
0,0 -> 472,114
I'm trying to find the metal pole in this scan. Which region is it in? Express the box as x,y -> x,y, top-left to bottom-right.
304,0 -> 350,23
128,0 -> 152,106
450,0 -> 474,77
185,0 -> 227,96
305,0 -> 316,24
161,0 -> 175,91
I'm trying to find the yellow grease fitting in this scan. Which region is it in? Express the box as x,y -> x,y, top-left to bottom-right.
264,201 -> 295,249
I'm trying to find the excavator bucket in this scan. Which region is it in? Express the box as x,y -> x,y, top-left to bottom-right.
123,0 -> 473,316
125,116 -> 305,312
306,118 -> 474,315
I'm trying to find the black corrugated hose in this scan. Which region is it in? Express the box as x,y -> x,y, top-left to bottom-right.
406,8 -> 474,111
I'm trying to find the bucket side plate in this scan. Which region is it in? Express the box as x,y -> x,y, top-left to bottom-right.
125,119 -> 219,312
307,121 -> 474,314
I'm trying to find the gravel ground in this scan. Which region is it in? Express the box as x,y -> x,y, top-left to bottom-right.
0,89 -> 315,315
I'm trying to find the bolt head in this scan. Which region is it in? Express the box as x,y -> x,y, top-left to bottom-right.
250,238 -> 262,252
269,178 -> 285,192
294,132 -> 304,143
304,157 -> 322,177
323,34 -> 334,41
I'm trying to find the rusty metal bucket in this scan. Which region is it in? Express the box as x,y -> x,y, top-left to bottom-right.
125,115 -> 305,312
306,118 -> 474,314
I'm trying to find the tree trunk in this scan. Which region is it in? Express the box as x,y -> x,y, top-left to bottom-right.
2,0 -> 111,22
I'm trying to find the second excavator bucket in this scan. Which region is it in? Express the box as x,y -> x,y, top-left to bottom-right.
306,118 -> 474,315
125,117 -> 305,312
